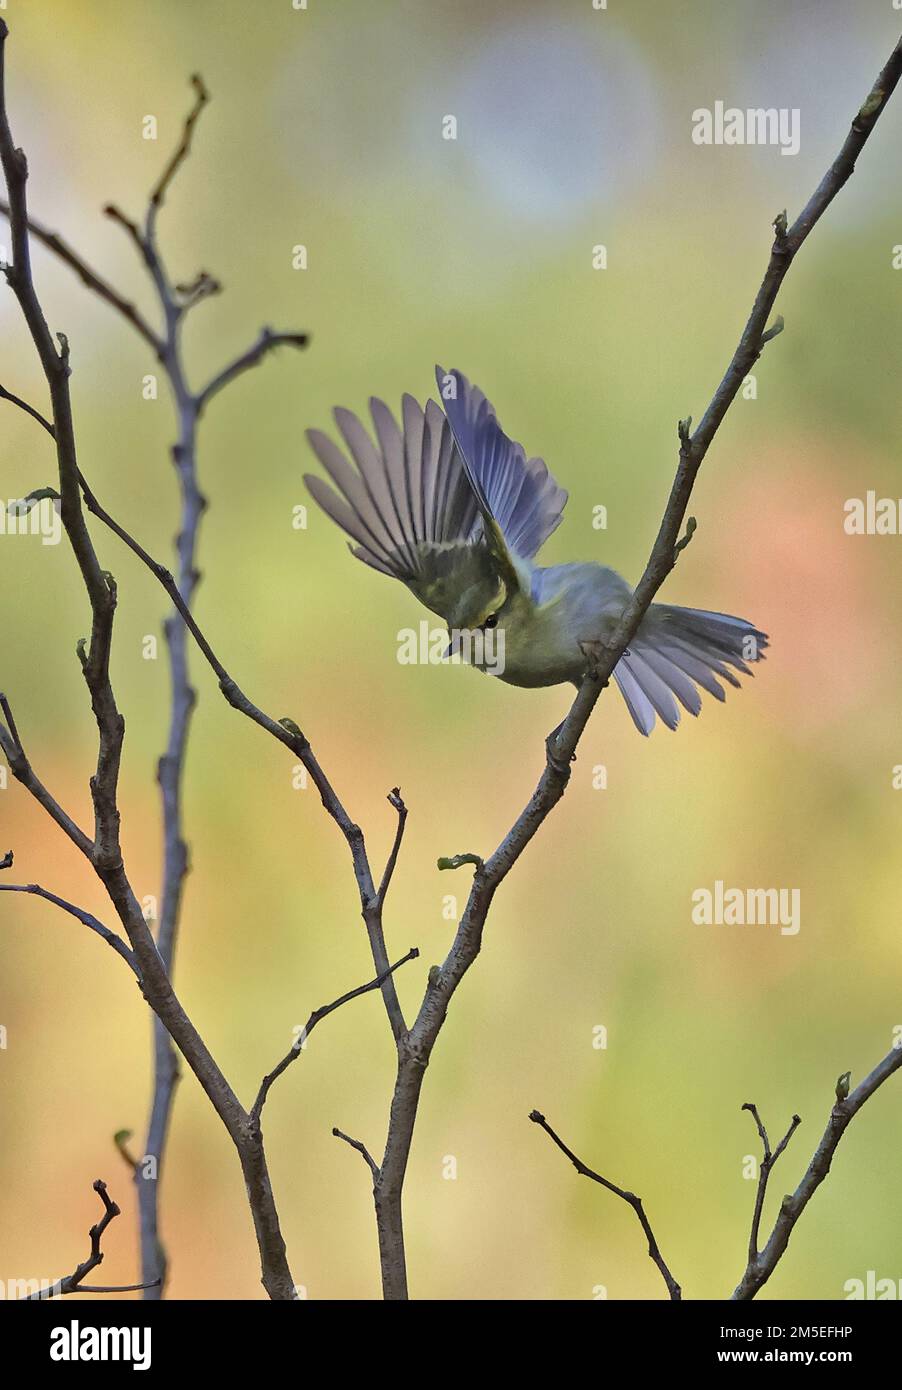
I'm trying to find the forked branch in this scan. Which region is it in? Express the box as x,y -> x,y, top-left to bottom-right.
732,1045 -> 902,1299
20,1180 -> 160,1300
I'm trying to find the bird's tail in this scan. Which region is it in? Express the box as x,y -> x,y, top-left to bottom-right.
612,604 -> 768,736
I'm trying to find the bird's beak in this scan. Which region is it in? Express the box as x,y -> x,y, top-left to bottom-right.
444,627 -> 462,661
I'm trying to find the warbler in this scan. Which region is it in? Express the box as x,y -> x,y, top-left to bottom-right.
304,367 -> 766,735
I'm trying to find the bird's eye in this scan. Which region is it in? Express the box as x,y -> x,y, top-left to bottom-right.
484,613 -> 498,629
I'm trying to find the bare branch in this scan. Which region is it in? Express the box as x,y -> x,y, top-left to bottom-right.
251,947 -> 419,1126
332,1127 -> 380,1183
0,202 -> 162,354
59,1282 -> 159,1294
0,690 -> 23,749
0,880 -> 139,974
732,1046 -> 902,1299
103,201 -> 151,263
741,1102 -> 801,1264
0,20 -> 297,1300
20,1179 -> 160,1299
0,27 -> 127,866
0,381 -> 55,435
529,1110 -> 681,1301
50,456 -> 394,1058
196,326 -> 309,414
353,789 -> 411,1042
376,789 -> 407,906
118,87 -> 215,1290
148,74 -> 209,223
68,465 -> 374,893
0,694 -> 94,857
0,55 -> 314,1302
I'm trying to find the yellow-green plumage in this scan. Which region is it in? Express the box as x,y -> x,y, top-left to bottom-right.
304,368 -> 767,734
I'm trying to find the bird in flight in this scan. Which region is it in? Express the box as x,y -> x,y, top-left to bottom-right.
304,367 -> 766,736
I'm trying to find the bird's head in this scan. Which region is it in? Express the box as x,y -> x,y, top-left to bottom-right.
440,550 -> 536,678
445,567 -> 509,635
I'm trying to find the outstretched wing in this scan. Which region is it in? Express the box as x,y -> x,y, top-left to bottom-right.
435,366 -> 568,577
304,395 -> 481,582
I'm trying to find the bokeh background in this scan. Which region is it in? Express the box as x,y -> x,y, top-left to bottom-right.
1,0 -> 901,1301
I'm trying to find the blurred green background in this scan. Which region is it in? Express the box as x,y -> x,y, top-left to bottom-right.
1,0 -> 901,1301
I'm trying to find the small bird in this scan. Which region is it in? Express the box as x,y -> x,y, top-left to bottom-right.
304,367 -> 767,736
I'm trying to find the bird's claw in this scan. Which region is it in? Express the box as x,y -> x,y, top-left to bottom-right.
578,638 -> 605,681
545,731 -> 575,777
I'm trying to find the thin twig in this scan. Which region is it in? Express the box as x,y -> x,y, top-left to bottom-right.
0,695 -> 94,857
332,1128 -> 381,1183
65,1282 -> 160,1294
741,1102 -> 801,1263
196,326 -> 309,414
0,690 -> 23,750
103,202 -> 150,267
376,789 -> 407,906
0,29 -> 125,867
529,1110 -> 681,1300
0,382 -> 55,435
251,947 -> 419,1126
0,882 -> 139,974
0,202 -> 162,354
128,74 -> 216,1301
148,74 -> 209,220
20,1179 -> 160,1299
